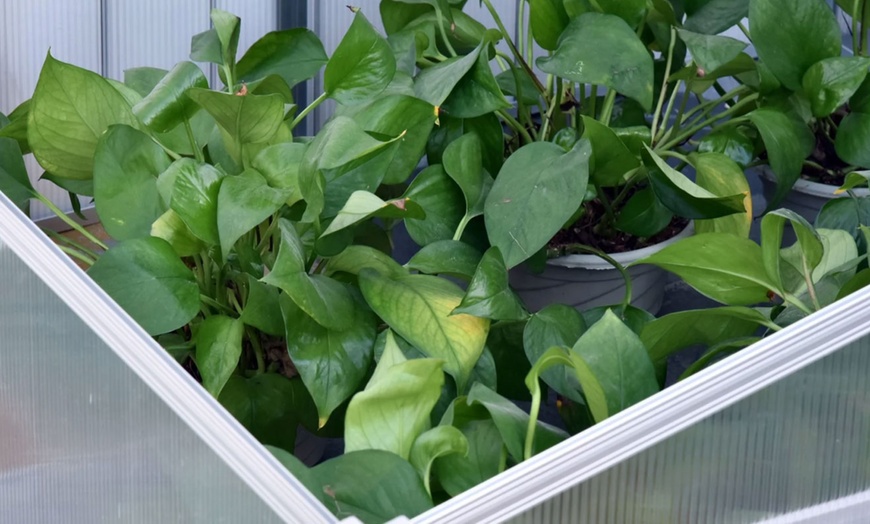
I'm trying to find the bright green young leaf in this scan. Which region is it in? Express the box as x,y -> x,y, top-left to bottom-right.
280,293 -> 376,426
523,304 -> 587,402
835,112 -> 870,168
581,116 -> 640,187
782,228 -> 858,299
453,247 -> 528,321
325,11 -> 396,105
403,164 -> 465,246
409,425 -> 469,496
132,61 -> 208,132
538,12 -> 654,109
325,245 -> 408,279
697,126 -> 756,168
802,57 -> 870,118
262,217 -> 306,275
345,337 -> 444,458
414,46 -> 481,108
405,240 -> 483,281
321,191 -> 425,237
485,140 -> 592,269
433,404 -> 503,496
240,275 -> 284,337
93,125 -> 170,241
614,187 -> 674,237
644,145 -> 746,219
683,0 -> 749,35
87,237 -> 199,336
0,137 -> 34,212
760,209 -> 824,295
168,159 -> 225,246
836,170 -> 870,193
313,451 -> 433,522
636,232 -> 778,305
151,209 -> 205,257
212,9 -> 241,71
749,0 -> 840,90
28,52 -> 140,180
748,107 -> 815,208
530,0 -> 570,50
217,169 -> 292,259
677,29 -> 747,74
188,88 -> 284,146
252,142 -> 306,197
442,44 -> 512,119
691,152 -> 753,237
196,315 -> 244,397
359,270 -> 490,391
237,28 -> 328,87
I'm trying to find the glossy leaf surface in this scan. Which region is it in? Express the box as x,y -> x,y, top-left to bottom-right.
196,315 -> 244,397
325,11 -> 396,105
523,304 -> 586,402
454,247 -> 527,320
217,169 -> 292,259
236,28 -> 328,87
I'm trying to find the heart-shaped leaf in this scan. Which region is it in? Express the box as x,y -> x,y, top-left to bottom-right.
748,107 -> 815,208
325,245 -> 409,279
678,29 -> 747,74
761,209 -> 824,295
530,0 -> 570,50
802,57 -> 870,118
321,191 -> 425,238
433,404 -> 503,496
453,247 -> 528,321
697,126 -> 756,168
403,164 -> 465,246
614,187 -> 674,237
240,275 -> 284,337
150,209 -> 205,257
442,44 -> 511,119
237,28 -> 328,88
187,88 -> 284,145
414,45 -> 481,108
835,111 -> 870,168
167,159 -> 225,246
325,11 -> 396,105
217,169 -> 292,259
581,116 -> 640,187
683,0 -> 749,35
196,315 -> 244,397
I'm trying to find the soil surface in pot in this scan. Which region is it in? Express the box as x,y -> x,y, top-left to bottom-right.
548,197 -> 689,256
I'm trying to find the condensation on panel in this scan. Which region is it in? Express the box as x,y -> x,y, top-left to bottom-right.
1,0 -> 102,219
509,336 -> 870,524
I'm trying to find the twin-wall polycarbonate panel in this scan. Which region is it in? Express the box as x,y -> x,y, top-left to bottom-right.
0,196 -> 334,523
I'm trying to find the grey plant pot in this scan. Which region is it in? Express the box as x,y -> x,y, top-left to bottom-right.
759,167 -> 870,222
510,224 -> 694,315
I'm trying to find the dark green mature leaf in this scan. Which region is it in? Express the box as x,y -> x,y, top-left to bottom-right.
485,140 -> 592,269
596,0 -> 647,27
409,425 -> 469,495
240,275 -> 284,337
523,304 -> 587,402
749,107 -> 815,208
87,238 -> 199,335
641,307 -> 772,364
749,0 -> 840,90
359,270 -> 490,391
0,137 -> 34,212
677,29 -> 747,74
636,232 -> 777,305
835,112 -> 870,168
582,304 -> 656,337
538,12 -> 654,109
321,191 -> 425,238
345,334 -> 444,458
237,28 -> 327,87
325,11 -> 396,105
691,152 -> 753,237
168,159 -> 225,246
803,57 -> 870,118
133,61 -> 208,133
530,0 -> 570,50
442,45 -> 511,119
313,451 -> 433,522
325,245 -> 409,279
93,125 -> 170,241
220,374 -> 316,451
683,0 -> 749,35
697,126 -> 756,168
761,209 -> 824,295
434,404 -> 503,496
644,146 -> 746,219
428,113 -> 504,175
817,197 -> 870,252
414,46 -> 481,108
188,89 -> 284,146
196,315 -> 244,397
443,132 -> 490,216
453,247 -> 527,320
406,240 -> 483,280
280,293 -> 376,427
581,116 -> 639,187
615,187 -> 673,237
29,53 -> 140,180
404,164 -> 465,246
217,169 -> 292,259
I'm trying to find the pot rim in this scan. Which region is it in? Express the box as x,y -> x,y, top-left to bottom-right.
759,166 -> 870,198
546,222 -> 695,270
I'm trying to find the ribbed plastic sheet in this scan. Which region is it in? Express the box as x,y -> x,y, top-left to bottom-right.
0,195 -> 335,523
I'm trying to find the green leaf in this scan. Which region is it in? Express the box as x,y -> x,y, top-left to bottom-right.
220,374 -> 315,452
0,137 -> 34,212
749,0 -> 840,90
835,112 -> 870,168
453,247 -> 528,320
433,405 -> 503,496
87,238 -> 199,335
187,88 -> 284,146
345,335 -> 444,458
405,240 -> 483,281
641,307 -> 773,365
817,197 -> 870,252
691,152 -> 753,237
321,191 -> 425,238
414,45 -> 481,108
485,140 -> 592,268
614,187 -> 673,237
581,116 -> 640,187
196,315 -> 244,397
280,293 -> 376,426
636,232 -> 778,305
644,146 -> 746,219
529,0 -> 570,50
268,271 -> 357,333
409,425 -> 469,496
237,28 -> 327,87
313,451 -> 433,522
749,108 -> 815,208
467,383 -> 568,461
837,267 -> 870,300
443,132 -> 491,217
93,125 -> 170,241
252,142 -> 306,196
0,103 -> 31,156
359,270 -> 490,391
761,209 -> 824,295
683,0 -> 749,35
523,304 -> 587,402
697,126 -> 756,168
211,9 -> 241,72
168,159 -> 225,246
325,245 -> 408,279
263,217 -> 306,274
442,44 -> 512,119
570,310 -> 659,421
217,169 -> 292,259
428,113 -> 504,176
677,29 -> 747,74
150,209 -> 205,257
403,164 -> 465,246
123,67 -> 168,97
784,228 -> 858,300
537,12 -> 654,110
325,11 -> 396,105
132,61 -> 208,132
240,275 -> 284,337
28,52 -> 140,180
802,57 -> 870,118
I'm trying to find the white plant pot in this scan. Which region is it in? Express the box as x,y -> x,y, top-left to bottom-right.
759,167 -> 870,222
510,224 -> 694,315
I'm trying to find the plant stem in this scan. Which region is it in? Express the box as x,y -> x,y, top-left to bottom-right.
435,7 -> 458,57
655,80 -> 683,144
679,85 -> 750,124
658,94 -> 759,151
200,294 -> 234,315
657,150 -> 690,163
481,0 -> 547,97
540,78 -> 564,139
58,246 -> 96,266
854,0 -> 862,55
497,109 -> 534,144
43,228 -> 101,260
184,117 -> 204,163
517,0 -> 526,66
783,293 -> 814,315
290,91 -> 328,131
257,215 -> 280,254
599,89 -> 617,126
802,257 -> 822,311
650,27 -> 677,142
223,64 -> 235,94
524,381 -> 542,461
557,244 -> 633,310
155,139 -> 182,161
36,194 -> 109,251
247,326 -> 266,374
453,214 -> 472,241
737,21 -> 751,40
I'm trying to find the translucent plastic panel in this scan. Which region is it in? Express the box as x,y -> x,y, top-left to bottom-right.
508,333 -> 870,523
0,199 -> 335,523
